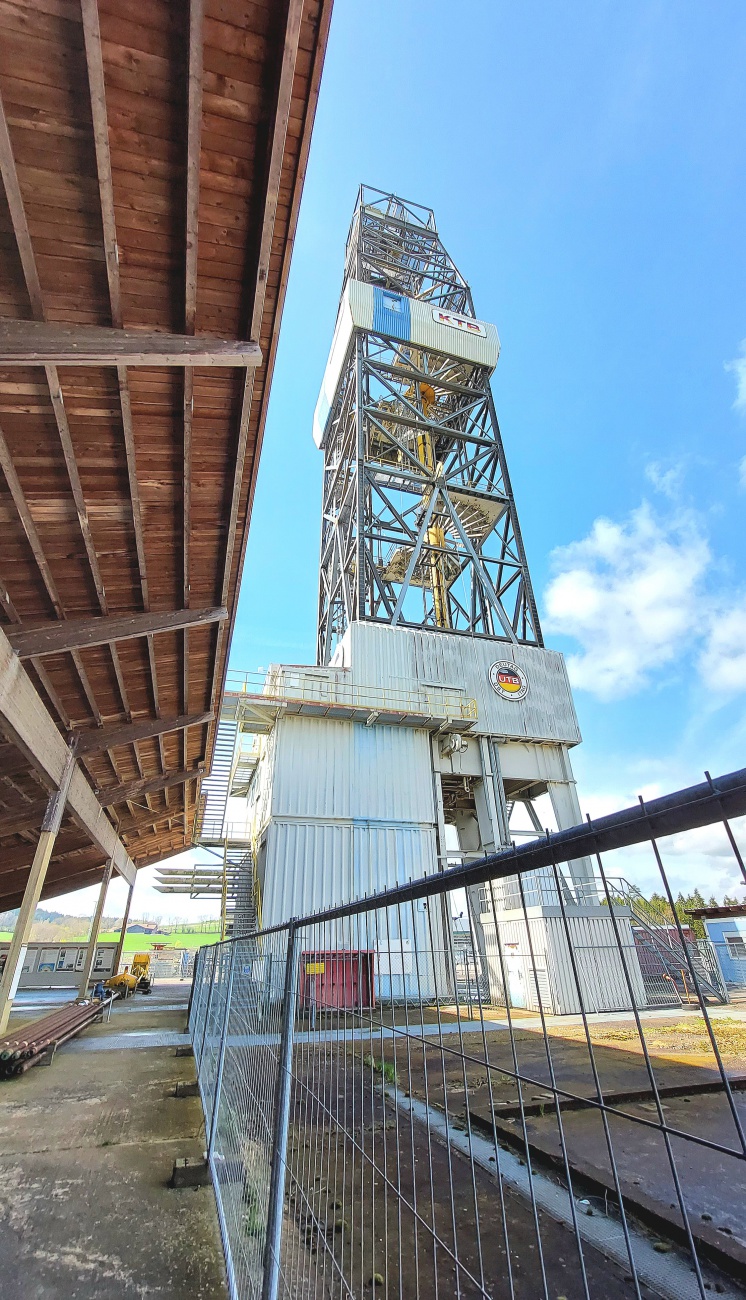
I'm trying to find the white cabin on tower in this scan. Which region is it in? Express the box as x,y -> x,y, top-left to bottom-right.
232,187 -> 644,1015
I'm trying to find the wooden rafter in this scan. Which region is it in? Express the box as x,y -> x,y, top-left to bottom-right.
7,606 -> 227,659
205,0 -> 306,766
117,807 -> 180,837
0,87 -> 43,319
96,768 -> 204,808
0,421 -> 64,619
80,0 -> 121,327
0,798 -> 50,837
0,322 -> 261,367
81,0 -> 153,773
45,365 -> 108,612
73,711 -> 213,755
0,830 -> 90,875
182,0 -> 205,807
0,86 -> 119,759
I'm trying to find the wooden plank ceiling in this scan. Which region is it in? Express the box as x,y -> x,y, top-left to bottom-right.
0,0 -> 332,909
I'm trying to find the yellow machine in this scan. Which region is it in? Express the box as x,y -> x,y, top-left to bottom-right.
105,952 -> 152,997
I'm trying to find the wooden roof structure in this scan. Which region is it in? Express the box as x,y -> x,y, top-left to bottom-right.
0,0 -> 333,910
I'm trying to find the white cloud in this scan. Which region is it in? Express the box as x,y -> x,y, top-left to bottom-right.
544,503 -> 710,700
698,596 -> 746,697
644,460 -> 685,500
726,339 -> 746,411
738,455 -> 746,491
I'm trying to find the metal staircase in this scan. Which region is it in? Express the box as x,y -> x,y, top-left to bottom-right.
609,878 -> 728,1004
193,717 -> 239,843
155,840 -> 259,939
157,700 -> 261,937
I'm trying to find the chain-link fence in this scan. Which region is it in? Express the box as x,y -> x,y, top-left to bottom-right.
189,769 -> 746,1300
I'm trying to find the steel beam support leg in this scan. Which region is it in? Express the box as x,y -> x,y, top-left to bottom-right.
262,921 -> 300,1300
547,756 -> 596,897
76,856 -> 115,997
0,741 -> 78,1034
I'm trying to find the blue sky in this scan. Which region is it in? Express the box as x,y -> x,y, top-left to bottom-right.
65,2 -> 746,921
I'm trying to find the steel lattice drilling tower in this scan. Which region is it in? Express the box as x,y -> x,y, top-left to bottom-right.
203,186 -> 648,1020
314,185 -> 542,665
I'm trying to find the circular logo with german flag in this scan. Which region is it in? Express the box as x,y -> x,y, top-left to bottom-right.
488,661 -> 528,701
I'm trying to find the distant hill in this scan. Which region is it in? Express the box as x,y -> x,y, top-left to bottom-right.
0,908 -> 220,945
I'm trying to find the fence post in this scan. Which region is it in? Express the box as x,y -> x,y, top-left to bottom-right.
197,945 -> 218,1068
262,921 -> 299,1300
186,947 -> 201,1029
207,938 -> 239,1159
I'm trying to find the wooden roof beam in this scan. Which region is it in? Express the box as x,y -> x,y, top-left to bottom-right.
0,627 -> 135,884
7,605 -> 227,659
81,0 -> 152,630
0,421 -> 64,619
0,321 -> 261,367
118,807 -> 180,837
182,0 -> 206,800
73,711 -> 213,756
0,743 -> 30,779
0,118 -> 109,613
0,798 -> 50,837
96,767 -> 204,808
0,88 -> 44,319
204,0 -> 304,773
0,830 -> 91,875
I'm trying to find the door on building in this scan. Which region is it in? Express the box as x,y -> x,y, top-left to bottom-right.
504,943 -> 527,1008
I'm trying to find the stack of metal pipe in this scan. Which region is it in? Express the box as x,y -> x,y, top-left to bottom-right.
0,997 -> 112,1079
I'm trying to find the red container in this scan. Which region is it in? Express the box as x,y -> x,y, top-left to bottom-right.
299,949 -> 375,1011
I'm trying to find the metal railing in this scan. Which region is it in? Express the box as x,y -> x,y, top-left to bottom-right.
224,667 -> 478,724
189,768 -> 746,1300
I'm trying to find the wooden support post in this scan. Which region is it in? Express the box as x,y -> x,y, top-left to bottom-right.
0,743 -> 77,1034
76,857 -> 114,997
112,883 -> 134,979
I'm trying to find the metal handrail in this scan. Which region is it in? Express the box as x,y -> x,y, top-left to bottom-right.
225,666 -> 478,721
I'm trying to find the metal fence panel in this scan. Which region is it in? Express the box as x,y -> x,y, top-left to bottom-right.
188,769 -> 746,1300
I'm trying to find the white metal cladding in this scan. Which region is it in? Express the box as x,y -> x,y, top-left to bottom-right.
340,622 -> 581,745
313,291 -> 354,448
312,279 -> 499,449
260,819 -> 437,931
483,912 -> 644,1015
269,714 -> 436,824
545,913 -> 644,1014
246,726 -> 276,835
407,295 -> 499,369
346,280 -> 499,368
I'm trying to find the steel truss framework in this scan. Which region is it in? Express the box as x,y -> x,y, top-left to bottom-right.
317,188 -> 543,665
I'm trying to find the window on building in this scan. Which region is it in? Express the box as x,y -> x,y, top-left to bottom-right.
724,935 -> 746,961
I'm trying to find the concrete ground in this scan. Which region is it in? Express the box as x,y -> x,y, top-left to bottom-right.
0,981 -> 228,1299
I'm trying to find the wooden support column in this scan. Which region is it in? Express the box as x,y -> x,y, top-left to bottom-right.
111,883 -> 134,979
0,743 -> 77,1034
76,857 -> 114,997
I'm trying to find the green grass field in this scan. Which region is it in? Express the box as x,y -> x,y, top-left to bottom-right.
99,930 -> 220,951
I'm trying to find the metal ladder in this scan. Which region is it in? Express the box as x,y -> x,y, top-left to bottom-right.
194,717 -> 239,843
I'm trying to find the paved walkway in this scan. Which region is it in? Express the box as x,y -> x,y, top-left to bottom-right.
0,984 -> 227,1299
